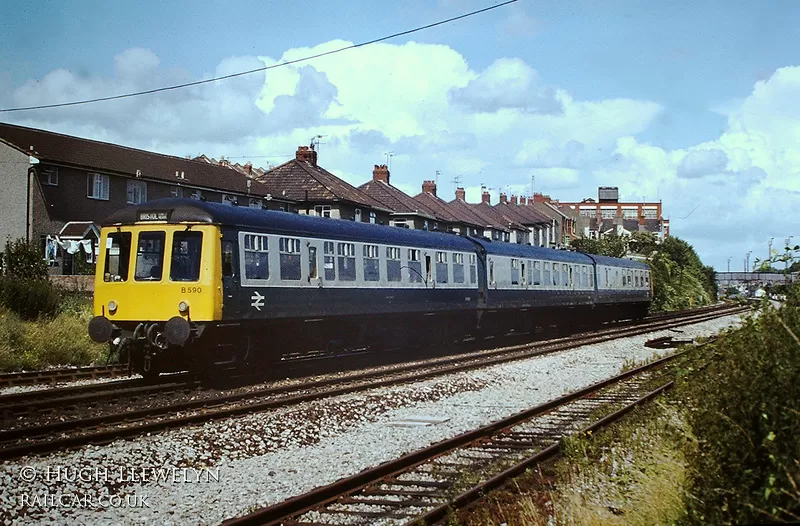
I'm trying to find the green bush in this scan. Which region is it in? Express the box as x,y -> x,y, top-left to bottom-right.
0,306 -> 106,372
681,285 -> 800,523
2,238 -> 47,280
0,277 -> 62,321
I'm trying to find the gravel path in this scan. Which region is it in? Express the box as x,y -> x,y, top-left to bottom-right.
0,313 -> 745,525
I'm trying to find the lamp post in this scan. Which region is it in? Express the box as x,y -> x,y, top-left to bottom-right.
727,256 -> 732,273
769,237 -> 774,268
746,251 -> 752,273
787,236 -> 795,272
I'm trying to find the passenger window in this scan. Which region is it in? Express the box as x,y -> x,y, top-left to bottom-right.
243,234 -> 269,280
308,246 -> 318,280
103,232 -> 132,282
452,253 -> 464,283
552,263 -> 560,287
408,249 -> 422,283
386,247 -> 401,282
363,244 -> 380,281
222,240 -> 235,277
135,231 -> 165,281
436,252 -> 448,283
170,231 -> 203,282
533,261 -> 541,286
511,258 -> 520,285
324,241 -> 335,281
337,242 -> 356,281
489,259 -> 495,284
469,254 -> 477,283
563,264 -> 570,287
279,237 -> 301,280
543,262 -> 551,286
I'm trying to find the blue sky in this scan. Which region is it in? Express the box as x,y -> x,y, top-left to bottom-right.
2,0 -> 799,270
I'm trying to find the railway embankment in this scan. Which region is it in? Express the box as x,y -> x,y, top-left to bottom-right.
463,292 -> 800,525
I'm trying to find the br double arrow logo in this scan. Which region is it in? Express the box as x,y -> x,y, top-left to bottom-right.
251,291 -> 265,311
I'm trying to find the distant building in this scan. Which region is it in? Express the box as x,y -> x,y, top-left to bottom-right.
559,186 -> 670,241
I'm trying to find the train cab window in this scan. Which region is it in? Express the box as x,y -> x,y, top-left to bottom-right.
408,249 -> 422,283
170,231 -> 203,282
590,270 -> 594,288
511,258 -> 520,285
543,262 -> 551,286
469,254 -> 477,283
435,252 -> 448,284
279,238 -> 301,281
222,240 -> 235,277
386,247 -> 401,282
489,259 -> 495,284
363,244 -> 380,281
308,246 -> 318,280
103,232 -> 132,282
337,242 -> 356,281
533,261 -> 541,286
243,234 -> 269,280
323,241 -> 335,281
134,232 -> 165,281
452,253 -> 465,283
604,268 -> 609,289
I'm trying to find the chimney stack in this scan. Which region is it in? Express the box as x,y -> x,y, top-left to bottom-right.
372,164 -> 390,184
499,193 -> 508,204
481,187 -> 491,204
244,162 -> 253,176
532,192 -> 551,204
455,187 -> 466,201
296,146 -> 318,166
422,180 -> 437,196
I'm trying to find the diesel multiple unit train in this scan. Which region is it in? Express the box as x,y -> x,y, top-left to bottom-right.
88,199 -> 652,377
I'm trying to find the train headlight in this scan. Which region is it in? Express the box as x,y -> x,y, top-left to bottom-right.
108,300 -> 118,313
178,301 -> 189,313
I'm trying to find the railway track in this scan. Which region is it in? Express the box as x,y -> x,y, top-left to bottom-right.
0,303 -> 746,460
224,348 -> 685,525
0,364 -> 130,388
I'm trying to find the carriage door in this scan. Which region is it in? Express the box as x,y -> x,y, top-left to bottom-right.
221,238 -> 241,318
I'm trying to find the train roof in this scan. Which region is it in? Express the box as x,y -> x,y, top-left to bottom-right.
590,254 -> 651,269
103,198 -> 478,251
475,239 -> 595,264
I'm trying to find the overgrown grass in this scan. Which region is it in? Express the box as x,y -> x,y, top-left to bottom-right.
0,298 -> 107,372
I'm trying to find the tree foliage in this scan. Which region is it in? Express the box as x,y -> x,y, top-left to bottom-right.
0,239 -> 61,320
2,238 -> 47,280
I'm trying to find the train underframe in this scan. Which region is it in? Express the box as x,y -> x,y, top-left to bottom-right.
109,301 -> 650,380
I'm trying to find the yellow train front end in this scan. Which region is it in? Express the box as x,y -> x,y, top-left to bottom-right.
88,220 -> 223,377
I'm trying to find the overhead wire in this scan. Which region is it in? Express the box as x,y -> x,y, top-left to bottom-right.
0,0 -> 517,113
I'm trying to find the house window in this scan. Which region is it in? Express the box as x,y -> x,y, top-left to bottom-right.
386,247 -> 401,282
369,212 -> 376,224
408,249 -> 422,283
355,208 -> 362,222
41,167 -> 58,186
222,194 -> 238,206
190,189 -> 203,200
315,205 -> 331,218
392,219 -> 408,228
579,208 -> 594,217
601,208 -> 616,219
243,234 -> 269,280
363,244 -> 380,281
622,208 -> 637,219
643,209 -> 658,219
170,187 -> 184,198
279,237 -> 301,280
337,242 -> 356,281
127,180 -> 147,204
87,173 -> 110,200
323,241 -> 335,281
249,198 -> 262,209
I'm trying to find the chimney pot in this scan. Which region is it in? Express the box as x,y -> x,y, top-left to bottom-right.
372,164 -> 390,184
481,188 -> 491,204
422,180 -> 437,196
296,146 -> 318,166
